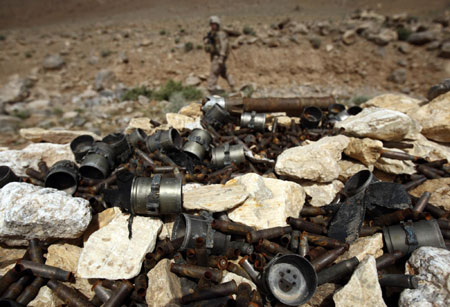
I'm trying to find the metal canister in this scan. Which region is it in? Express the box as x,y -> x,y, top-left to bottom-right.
301,106 -> 323,129
70,135 -> 95,163
102,133 -> 132,164
204,104 -> 231,128
130,175 -> 182,216
146,128 -> 183,152
0,166 -> 20,188
126,128 -> 148,148
183,129 -> 212,161
211,144 -> 245,168
79,142 -> 116,179
240,112 -> 266,131
342,170 -> 374,197
44,160 -> 80,195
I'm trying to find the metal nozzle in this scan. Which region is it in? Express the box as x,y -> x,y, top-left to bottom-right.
211,143 -> 245,168
0,166 -> 20,188
182,129 -> 212,161
204,103 -> 231,128
146,128 -> 182,152
44,160 -> 80,195
240,112 -> 266,131
102,133 -> 132,164
301,106 -> 323,129
80,142 -> 116,179
127,128 -> 147,148
70,135 -> 95,163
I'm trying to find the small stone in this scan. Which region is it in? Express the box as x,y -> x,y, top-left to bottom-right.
183,184 -> 249,212
178,102 -> 202,117
369,28 -> 398,46
375,150 -> 416,175
0,115 -> 21,132
275,135 -> 350,182
26,99 -> 51,111
344,137 -> 383,166
146,259 -> 182,307
222,271 -> 257,290
397,42 -> 412,54
0,182 -> 91,242
342,30 -> 357,45
338,160 -> 371,181
95,69 -> 116,91
28,286 -> 58,307
335,107 -> 420,141
46,244 -> 94,299
0,74 -> 34,112
410,91 -> 450,142
302,180 -> 344,207
407,31 -> 438,45
427,79 -> 450,101
399,247 -> 450,307
362,93 -> 421,115
410,178 -> 450,210
19,128 -> 99,144
0,245 -> 26,275
439,41 -> 450,58
0,143 -> 74,176
166,113 -> 202,130
42,54 -> 65,70
335,233 -> 384,263
184,74 -> 201,87
77,213 -> 162,279
387,68 -> 407,84
305,283 -> 338,307
405,134 -> 450,162
333,256 -> 387,307
227,173 -> 305,230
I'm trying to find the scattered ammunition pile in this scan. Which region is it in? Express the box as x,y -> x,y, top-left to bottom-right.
0,96 -> 449,306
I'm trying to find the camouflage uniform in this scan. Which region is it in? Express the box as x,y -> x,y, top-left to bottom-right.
204,16 -> 235,93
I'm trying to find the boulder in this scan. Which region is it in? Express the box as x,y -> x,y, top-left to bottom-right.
227,173 -> 305,230
275,135 -> 350,182
184,74 -> 202,87
335,233 -> 384,263
77,213 -> 162,279
399,247 -> 450,307
19,127 -> 100,144
0,182 -> 91,242
409,91 -> 450,142
42,54 -> 65,70
146,259 -> 182,307
83,207 -> 122,242
0,143 -> 74,177
361,93 -> 421,115
183,183 -> 249,212
344,137 -> 383,166
335,107 -> 420,141
333,256 -> 387,307
410,178 -> 450,210
302,180 -> 344,207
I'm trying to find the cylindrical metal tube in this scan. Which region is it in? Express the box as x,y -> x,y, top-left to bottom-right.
126,129 -> 147,148
290,230 -> 301,252
299,232 -> 309,257
44,160 -> 80,195
287,217 -> 327,235
28,239 -> 44,264
229,241 -> 254,256
146,128 -> 183,152
208,256 -> 228,270
403,176 -> 427,191
80,142 -> 116,180
102,133 -> 132,164
342,170 -> 374,197
211,144 -> 246,168
195,237 -> 208,267
413,192 -> 431,213
317,256 -> 359,285
238,257 -> 261,285
301,106 -> 323,129
328,103 -> 346,115
170,263 -> 223,283
0,166 -> 20,188
258,239 -> 294,255
305,232 -> 347,249
47,280 -> 96,307
437,219 -> 450,230
240,112 -> 266,131
417,164 -> 441,179
16,277 -> 47,305
300,206 -> 329,217
375,251 -> 405,270
1,275 -> 33,300
0,299 -> 26,307
93,283 -> 112,303
226,261 -> 251,280
380,150 -> 417,161
0,264 -> 27,295
180,281 -> 237,305
311,246 -> 346,272
235,282 -> 252,307
17,260 -> 74,282
306,246 -> 328,262
133,274 -> 147,298
379,274 -> 419,289
182,129 -> 212,161
211,219 -> 254,236
103,280 -> 134,307
374,208 -> 414,227
70,135 -> 95,163
246,226 -> 293,244
204,104 -> 231,128
425,203 -> 446,218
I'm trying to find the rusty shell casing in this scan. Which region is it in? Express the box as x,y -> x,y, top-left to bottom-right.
194,237 -> 208,267
224,247 -> 241,260
317,256 -> 359,285
208,256 -> 229,270
258,239 -> 294,255
229,241 -> 254,256
239,97 -> 336,116
211,219 -> 254,236
311,246 -> 346,272
103,280 -> 134,307
197,275 -> 214,290
17,260 -> 74,282
93,283 -> 112,303
180,280 -> 238,305
380,150 -> 418,161
47,280 -> 96,307
170,263 -> 223,283
1,275 -> 33,300
359,226 -> 382,237
375,250 -> 405,270
440,228 -> 450,240
246,226 -> 293,243
426,203 -> 447,218
133,274 -> 147,297
305,232 -> 348,249
373,208 -> 415,227
379,274 -> 420,289
25,168 -> 45,181
300,206 -> 329,217
413,192 -> 431,213
307,246 -> 328,261
238,257 -> 262,286
0,264 -> 27,295
290,230 -> 301,252
416,165 -> 441,179
438,219 -> 450,230
403,176 -> 427,191
280,234 -> 291,247
16,276 -> 47,305
249,289 -> 264,307
287,217 -> 327,235
156,237 -> 184,257
226,261 -> 252,280
28,239 -> 44,264
0,165 -> 21,188
235,282 -> 252,307
299,232 -> 309,257
186,248 -> 197,265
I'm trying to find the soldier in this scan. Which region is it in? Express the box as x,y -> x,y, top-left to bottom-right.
204,15 -> 235,93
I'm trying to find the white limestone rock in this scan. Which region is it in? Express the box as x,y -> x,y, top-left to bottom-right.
275,135 -> 350,183
0,143 -> 74,177
338,160 -> 372,181
335,107 -> 421,141
303,180 -> 344,207
0,245 -> 26,275
362,93 -> 421,115
375,149 -> 416,175
19,127 -> 100,144
335,233 -> 384,263
344,137 -> 383,166
333,256 -> 387,307
183,183 -> 249,212
166,113 -> 202,130
178,102 -> 202,118
124,117 -> 169,135
222,271 -> 257,290
399,247 -> 450,307
410,178 -> 450,211
405,134 -> 450,162
146,259 -> 182,307
28,286 -> 58,307
227,173 -> 305,230
0,182 -> 91,242
77,213 -> 162,279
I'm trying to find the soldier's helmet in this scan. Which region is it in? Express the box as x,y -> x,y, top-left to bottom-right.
209,16 -> 221,26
